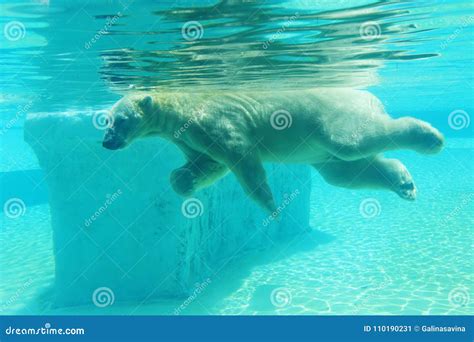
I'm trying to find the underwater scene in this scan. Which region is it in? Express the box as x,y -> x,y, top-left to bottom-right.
0,0 -> 473,317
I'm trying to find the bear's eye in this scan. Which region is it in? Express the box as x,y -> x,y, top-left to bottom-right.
113,116 -> 128,128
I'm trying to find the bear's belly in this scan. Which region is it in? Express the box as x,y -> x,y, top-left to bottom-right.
258,141 -> 330,164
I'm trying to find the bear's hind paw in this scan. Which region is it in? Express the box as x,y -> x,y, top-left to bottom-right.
395,181 -> 417,201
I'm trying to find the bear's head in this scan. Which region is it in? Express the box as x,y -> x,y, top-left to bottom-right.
102,95 -> 154,150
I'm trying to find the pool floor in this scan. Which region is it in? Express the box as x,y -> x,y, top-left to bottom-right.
0,139 -> 472,315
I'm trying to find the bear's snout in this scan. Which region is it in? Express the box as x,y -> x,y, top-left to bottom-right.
102,139 -> 125,150
102,132 -> 126,150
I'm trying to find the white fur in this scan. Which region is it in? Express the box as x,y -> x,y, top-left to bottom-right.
103,89 -> 444,212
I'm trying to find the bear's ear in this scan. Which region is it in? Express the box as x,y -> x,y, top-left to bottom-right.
138,96 -> 153,112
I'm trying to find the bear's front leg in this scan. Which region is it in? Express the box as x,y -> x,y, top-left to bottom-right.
226,155 -> 277,214
170,155 -> 228,196
170,166 -> 197,197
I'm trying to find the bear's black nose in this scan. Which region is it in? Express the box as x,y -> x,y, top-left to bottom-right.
102,138 -> 125,150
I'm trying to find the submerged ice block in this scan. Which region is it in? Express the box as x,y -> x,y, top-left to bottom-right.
24,111 -> 311,307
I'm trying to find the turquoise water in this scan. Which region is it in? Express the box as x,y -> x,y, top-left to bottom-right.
1,0 -> 473,315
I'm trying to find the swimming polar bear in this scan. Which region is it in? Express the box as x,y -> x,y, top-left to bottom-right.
102,89 -> 444,213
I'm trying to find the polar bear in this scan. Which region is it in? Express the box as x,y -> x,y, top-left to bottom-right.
102,89 -> 444,213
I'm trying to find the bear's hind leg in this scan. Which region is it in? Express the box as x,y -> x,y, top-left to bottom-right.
391,117 -> 445,154
320,117 -> 444,161
313,156 -> 417,200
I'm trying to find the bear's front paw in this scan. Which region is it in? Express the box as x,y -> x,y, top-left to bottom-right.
170,168 -> 197,197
